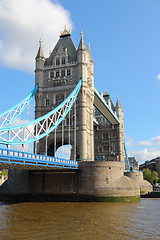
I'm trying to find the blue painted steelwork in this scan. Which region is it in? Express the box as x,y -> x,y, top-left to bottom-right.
0,85 -> 38,129
124,142 -> 131,172
94,87 -> 120,125
0,148 -> 78,169
93,116 -> 99,125
0,80 -> 82,145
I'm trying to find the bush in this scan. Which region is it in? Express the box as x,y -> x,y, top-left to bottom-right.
142,168 -> 159,184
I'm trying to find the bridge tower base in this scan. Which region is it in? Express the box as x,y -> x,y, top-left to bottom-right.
124,171 -> 152,195
0,162 -> 141,201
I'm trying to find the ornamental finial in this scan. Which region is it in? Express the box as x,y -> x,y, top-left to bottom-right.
81,30 -> 83,39
60,25 -> 70,37
39,38 -> 42,46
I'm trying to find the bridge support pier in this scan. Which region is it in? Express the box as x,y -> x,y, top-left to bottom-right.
0,162 -> 140,201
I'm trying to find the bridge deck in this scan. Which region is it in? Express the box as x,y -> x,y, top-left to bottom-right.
0,148 -> 78,170
94,88 -> 120,125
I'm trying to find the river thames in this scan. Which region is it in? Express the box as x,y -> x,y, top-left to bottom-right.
0,198 -> 159,240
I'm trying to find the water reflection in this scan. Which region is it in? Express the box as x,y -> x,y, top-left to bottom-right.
0,199 -> 159,240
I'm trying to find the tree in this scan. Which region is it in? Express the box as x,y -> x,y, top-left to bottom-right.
142,168 -> 159,184
0,169 -> 8,176
152,171 -> 159,184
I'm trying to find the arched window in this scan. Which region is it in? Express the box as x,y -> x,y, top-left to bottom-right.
56,94 -> 64,105
103,133 -> 108,140
104,143 -> 109,151
45,99 -> 50,106
56,58 -> 60,65
62,57 -> 65,65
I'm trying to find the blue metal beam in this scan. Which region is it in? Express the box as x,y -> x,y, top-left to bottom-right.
0,85 -> 38,129
94,87 -> 120,125
0,148 -> 78,169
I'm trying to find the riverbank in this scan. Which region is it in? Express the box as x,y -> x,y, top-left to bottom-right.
0,193 -> 140,202
141,191 -> 160,198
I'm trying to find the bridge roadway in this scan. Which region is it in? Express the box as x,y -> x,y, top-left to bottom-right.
0,148 -> 78,170
94,87 -> 120,125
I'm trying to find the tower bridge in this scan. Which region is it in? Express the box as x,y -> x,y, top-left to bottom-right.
0,27 -> 152,200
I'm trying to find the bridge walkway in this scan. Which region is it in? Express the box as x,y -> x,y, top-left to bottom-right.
0,148 -> 78,170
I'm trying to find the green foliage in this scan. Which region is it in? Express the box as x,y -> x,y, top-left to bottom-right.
152,171 -> 159,184
0,169 -> 8,176
142,168 -> 159,184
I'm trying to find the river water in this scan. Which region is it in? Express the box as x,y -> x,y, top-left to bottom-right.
0,199 -> 159,240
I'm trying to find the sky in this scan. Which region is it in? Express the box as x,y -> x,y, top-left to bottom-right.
0,0 -> 160,163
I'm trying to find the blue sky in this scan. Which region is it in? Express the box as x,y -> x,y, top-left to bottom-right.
0,0 -> 160,163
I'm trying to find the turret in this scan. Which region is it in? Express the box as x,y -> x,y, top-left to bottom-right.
115,97 -> 125,167
103,90 -> 111,107
115,97 -> 123,124
35,39 -> 45,87
77,31 -> 87,81
76,31 -> 94,161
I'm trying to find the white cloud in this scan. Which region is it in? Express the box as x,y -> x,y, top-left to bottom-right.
0,0 -> 73,72
137,140 -> 152,146
137,135 -> 160,147
10,117 -> 29,127
151,136 -> 160,145
124,134 -> 134,146
11,143 -> 33,153
125,135 -> 160,163
157,73 -> 160,80
125,140 -> 133,146
128,148 -> 160,164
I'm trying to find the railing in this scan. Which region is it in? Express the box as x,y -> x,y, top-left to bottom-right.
0,148 -> 78,169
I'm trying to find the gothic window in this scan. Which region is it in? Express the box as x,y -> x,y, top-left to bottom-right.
66,118 -> 72,126
104,143 -> 109,151
98,145 -> 102,152
103,133 -> 108,140
61,70 -> 65,77
56,94 -> 64,105
50,72 -> 54,78
62,57 -> 65,65
67,69 -> 71,76
56,71 -> 59,77
56,58 -> 60,65
45,99 -> 50,106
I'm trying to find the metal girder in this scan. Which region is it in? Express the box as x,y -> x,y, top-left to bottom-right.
94,87 -> 120,125
0,85 -> 38,129
0,80 -> 82,145
0,148 -> 78,169
124,142 -> 131,172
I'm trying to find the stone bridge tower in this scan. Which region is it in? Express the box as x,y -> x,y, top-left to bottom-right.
35,27 -> 94,160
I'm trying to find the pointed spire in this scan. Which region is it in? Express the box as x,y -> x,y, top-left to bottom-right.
103,89 -> 109,98
116,96 -> 121,108
88,43 -> 90,51
78,30 -> 86,51
36,39 -> 45,59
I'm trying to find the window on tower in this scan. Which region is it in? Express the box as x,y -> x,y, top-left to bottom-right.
104,143 -> 109,151
103,133 -> 108,140
56,71 -> 59,77
61,70 -> 65,77
98,145 -> 102,152
67,69 -> 71,76
56,94 -> 64,105
56,58 -> 60,65
62,57 -> 65,65
50,72 -> 54,78
45,99 -> 50,106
